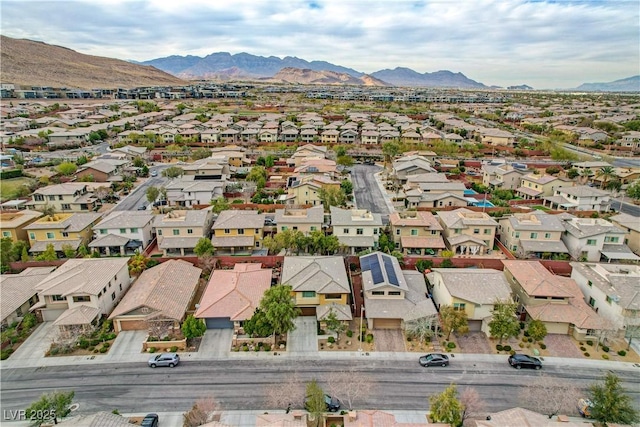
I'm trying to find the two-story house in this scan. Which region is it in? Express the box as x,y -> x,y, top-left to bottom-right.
32,258 -> 131,337
392,155 -> 437,185
154,209 -> 214,256
286,175 -> 341,206
75,159 -> 129,182
24,213 -> 102,257
482,164 -> 528,190
330,207 -> 383,254
571,262 -> 640,336
211,210 -> 265,254
0,209 -> 42,244
516,173 -> 574,200
609,213 -> 640,255
294,158 -> 339,180
436,208 -> 498,256
281,256 -> 351,318
88,211 -> 155,256
181,157 -> 231,180
288,144 -> 328,167
502,260 -> 608,340
544,185 -> 611,212
403,181 -> 469,209
560,216 -> 637,262
427,268 -> 512,334
389,211 -> 445,256
360,252 -> 437,330
274,205 -> 324,235
27,183 -> 98,212
497,211 -> 568,259
164,177 -> 225,208
0,266 -> 56,328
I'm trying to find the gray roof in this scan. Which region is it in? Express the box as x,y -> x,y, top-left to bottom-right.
33,183 -> 88,196
519,239 -> 569,253
94,211 -> 154,229
562,218 -> 627,238
610,213 -> 640,233
316,302 -> 353,321
158,236 -> 202,250
570,263 -> 640,310
600,244 -> 640,261
49,411 -> 133,427
154,210 -> 211,228
29,239 -> 82,253
275,205 -> 324,224
417,182 -> 467,192
88,234 -> 131,248
25,213 -> 102,232
360,252 -> 409,292
212,210 -> 265,229
557,185 -> 610,197
53,304 -> 100,326
0,267 -> 57,322
428,268 -> 512,305
211,235 -> 254,247
35,258 -> 130,296
504,211 -> 566,232
281,256 -> 350,294
446,234 -> 488,246
437,208 -> 498,229
336,235 -> 376,248
330,206 -> 382,227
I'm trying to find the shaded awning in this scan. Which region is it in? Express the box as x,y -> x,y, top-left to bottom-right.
89,234 -> 130,248
601,245 -> 640,261
519,239 -> 568,254
125,239 -> 143,249
29,239 -> 82,253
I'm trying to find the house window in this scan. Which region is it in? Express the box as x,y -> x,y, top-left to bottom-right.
58,195 -> 63,200
473,229 -> 480,234
103,286 -> 107,294
454,229 -> 461,234
396,229 -> 401,235
371,291 -> 384,296
73,296 -> 91,302
130,228 -> 138,233
187,229 -> 193,234
157,230 -> 162,236
310,226 -> 317,231
51,295 -> 65,302
586,239 -> 597,246
120,228 -> 126,233
515,232 -> 520,238
606,295 -> 612,304
173,229 -> 180,235
46,232 -> 55,239
62,232 -> 69,238
343,228 -> 349,234
588,280 -> 593,287
302,291 -> 316,298
255,228 -> 259,234
61,204 -> 71,210
388,291 -> 401,296
530,232 -> 538,239
544,233 -> 551,239
484,229 -> 491,235
281,226 -> 288,231
111,292 -> 116,301
238,229 -> 245,235
29,232 -> 35,240
2,231 -> 11,238
48,195 -> 55,201
356,228 -> 364,235
453,303 -> 466,311
34,195 -> 44,201
411,229 -> 418,236
325,294 -> 342,300
100,229 -> 107,234
604,236 -> 619,243
292,226 -> 298,231
588,297 -> 596,307
224,229 -> 230,234
374,228 -> 378,235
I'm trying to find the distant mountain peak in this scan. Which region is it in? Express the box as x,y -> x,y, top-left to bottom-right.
575,75 -> 640,92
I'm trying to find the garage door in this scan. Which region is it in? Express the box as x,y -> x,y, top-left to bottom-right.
373,318 -> 401,329
205,317 -> 234,329
299,307 -> 316,316
119,319 -> 147,331
468,320 -> 482,332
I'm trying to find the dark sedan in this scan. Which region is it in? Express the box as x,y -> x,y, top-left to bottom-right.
508,354 -> 542,370
419,353 -> 449,367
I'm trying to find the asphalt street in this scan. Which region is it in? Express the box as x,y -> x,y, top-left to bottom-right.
611,197 -> 640,217
350,164 -> 391,223
2,358 -> 639,416
113,166 -> 170,211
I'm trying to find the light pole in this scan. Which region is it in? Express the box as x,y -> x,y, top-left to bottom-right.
358,305 -> 365,352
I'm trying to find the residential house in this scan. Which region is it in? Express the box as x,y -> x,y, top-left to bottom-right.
89,211 -> 155,256
109,259 -> 201,333
288,144 -> 327,167
294,158 -> 339,180
209,145 -> 250,168
389,210 -> 445,256
181,157 -> 231,180
544,185 -> 611,212
0,209 -> 42,243
392,155 -> 437,185
571,262 -> 640,336
281,256 -> 351,317
516,173 -> 573,200
32,258 -> 131,337
320,129 -> 339,144
470,407 -> 591,427
25,212 -> 102,257
572,161 -> 611,174
482,163 -> 528,190
502,260 -> 608,339
211,210 -> 265,254
427,268 -> 512,334
592,167 -> 640,187
256,413 -> 307,427
0,266 -> 57,328
403,181 -> 468,209
274,205 -> 324,235
330,206 -> 383,254
75,159 -> 129,183
497,211 -> 568,259
286,175 -> 341,206
478,128 -> 515,146
609,213 -> 640,255
164,176 -> 225,208
360,252 -> 437,330
27,183 -> 98,212
560,216 -> 638,262
110,145 -> 148,160
195,263 -> 272,331
436,208 -> 498,255
343,410 -> 432,427
154,209 -> 214,256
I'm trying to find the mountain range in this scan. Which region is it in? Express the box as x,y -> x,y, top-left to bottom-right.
574,75 -> 640,92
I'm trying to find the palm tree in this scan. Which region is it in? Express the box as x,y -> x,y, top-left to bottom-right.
596,166 -> 617,189
580,168 -> 594,185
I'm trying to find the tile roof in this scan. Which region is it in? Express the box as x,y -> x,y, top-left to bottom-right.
562,217 -> 626,238
506,211 -> 565,232
110,260 -> 201,322
154,209 -> 211,228
400,236 -> 447,249
195,263 -> 271,321
29,239 -> 82,253
389,211 -> 442,229
519,239 -> 568,253
53,305 -> 100,326
0,209 -> 42,228
556,185 -> 610,197
0,267 -> 57,322
25,213 -> 103,232
570,262 -> 640,310
211,235 -> 255,247
35,258 -> 130,297
610,213 -> 640,233
51,411 -> 134,427
281,256 -> 350,294
502,260 -> 573,298
158,236 -> 202,250
316,302 -> 353,321
33,183 -> 88,196
428,269 -> 512,305
446,234 -> 488,246
472,407 -> 587,427
94,211 -> 154,229
212,210 -> 265,229
437,208 -> 498,229
88,234 -> 131,248
330,206 -> 382,227
274,205 -> 324,224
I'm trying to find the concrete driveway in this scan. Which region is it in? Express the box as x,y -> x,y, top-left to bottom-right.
195,329 -> 233,359
2,322 -> 57,368
288,316 -> 318,353
373,329 -> 406,352
107,330 -> 148,363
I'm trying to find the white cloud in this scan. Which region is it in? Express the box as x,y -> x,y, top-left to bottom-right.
1,0 -> 637,88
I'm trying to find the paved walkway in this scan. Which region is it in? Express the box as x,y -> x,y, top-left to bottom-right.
287,316 -> 318,353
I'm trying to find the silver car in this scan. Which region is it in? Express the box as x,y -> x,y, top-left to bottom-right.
148,352 -> 180,368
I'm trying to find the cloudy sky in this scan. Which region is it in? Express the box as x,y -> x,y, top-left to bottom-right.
2,0 -> 638,89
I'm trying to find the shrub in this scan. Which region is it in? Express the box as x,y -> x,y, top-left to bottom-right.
148,347 -> 157,353
523,330 -> 530,337
365,333 -> 374,344
496,344 -> 503,351
88,346 -> 95,352
618,350 -> 627,356
50,347 -> 59,356
318,329 -> 325,336
540,343 -> 547,350
510,349 -> 516,356
78,338 -> 90,349
447,342 -> 456,349
519,322 -> 525,330
601,345 -> 610,353
580,346 -> 586,351
99,347 -> 108,353
346,330 -> 353,338
257,342 -> 264,347
263,344 -> 271,351
527,337 -> 533,343
579,341 -> 584,346
586,340 -> 593,346
1,349 -> 14,360
407,336 -> 412,342
327,336 -> 335,343
102,342 -> 110,349
170,346 -> 178,352
147,336 -> 158,342
583,352 -> 590,357
602,354 -> 609,360
503,345 -> 511,351
254,345 -> 260,352
243,345 -> 249,352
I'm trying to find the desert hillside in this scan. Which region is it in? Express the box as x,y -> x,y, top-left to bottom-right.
0,36 -> 186,89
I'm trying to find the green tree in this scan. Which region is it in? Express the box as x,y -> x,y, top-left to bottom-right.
192,148 -> 212,160
36,244 -> 58,261
163,166 -> 184,179
0,237 -> 14,272
247,166 -> 267,183
337,155 -> 354,167
526,319 -> 548,341
305,379 -> 326,427
377,233 -> 395,253
579,168 -> 594,184
596,165 -> 617,189
61,244 -> 76,259
265,155 -> 275,168
259,284 -> 299,339
26,390 -> 75,426
588,372 -> 639,424
146,186 -> 160,204
439,305 -> 469,341
382,141 -> 400,167
194,237 -> 215,257
488,302 -> 520,344
141,165 -> 149,177
428,384 -> 463,427
566,168 -> 579,179
128,253 -> 149,275
210,197 -> 230,214
340,180 -> 353,196
626,180 -> 640,202
318,186 -> 346,211
323,308 -> 347,342
76,155 -> 88,166
243,308 -> 273,338
56,162 -> 77,176
334,146 -> 347,157
132,157 -> 145,168
181,314 -> 206,340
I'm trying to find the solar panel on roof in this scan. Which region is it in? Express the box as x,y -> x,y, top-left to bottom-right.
383,255 -> 399,286
360,254 -> 374,271
370,260 -> 384,284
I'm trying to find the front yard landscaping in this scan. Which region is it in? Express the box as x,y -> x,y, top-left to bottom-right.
46,320 -> 117,357
1,313 -> 39,360
319,320 -> 374,352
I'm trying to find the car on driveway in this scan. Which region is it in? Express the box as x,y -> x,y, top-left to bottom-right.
508,353 -> 542,370
141,413 -> 158,427
148,352 -> 180,368
150,170 -> 158,177
419,353 -> 449,367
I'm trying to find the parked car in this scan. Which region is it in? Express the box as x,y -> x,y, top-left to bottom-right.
578,398 -> 594,418
137,204 -> 147,211
508,354 -> 542,370
148,353 -> 180,368
141,414 -> 158,427
150,170 -> 158,177
419,353 -> 449,367
305,394 -> 341,412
